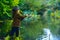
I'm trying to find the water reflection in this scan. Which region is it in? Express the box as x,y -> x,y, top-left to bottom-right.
36,28 -> 59,40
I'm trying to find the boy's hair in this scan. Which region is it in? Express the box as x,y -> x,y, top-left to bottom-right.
12,6 -> 19,12
12,6 -> 20,18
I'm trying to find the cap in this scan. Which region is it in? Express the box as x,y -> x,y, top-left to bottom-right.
12,6 -> 20,11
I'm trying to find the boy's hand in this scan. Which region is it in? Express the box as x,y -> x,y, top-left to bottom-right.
24,14 -> 28,17
24,14 -> 32,18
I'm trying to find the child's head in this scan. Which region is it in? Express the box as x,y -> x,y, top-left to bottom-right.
12,6 -> 20,14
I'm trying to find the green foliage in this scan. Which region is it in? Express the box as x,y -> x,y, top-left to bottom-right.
0,0 -> 20,20
0,20 -> 12,37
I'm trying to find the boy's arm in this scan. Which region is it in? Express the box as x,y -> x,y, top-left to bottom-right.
17,13 -> 26,20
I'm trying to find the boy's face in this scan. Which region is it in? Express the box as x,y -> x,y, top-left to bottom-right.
16,10 -> 20,13
17,10 -> 20,13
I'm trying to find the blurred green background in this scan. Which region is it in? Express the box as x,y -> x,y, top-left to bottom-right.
0,0 -> 60,40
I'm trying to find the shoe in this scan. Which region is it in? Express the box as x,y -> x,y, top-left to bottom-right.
15,37 -> 19,40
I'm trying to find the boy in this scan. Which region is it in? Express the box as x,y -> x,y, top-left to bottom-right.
8,6 -> 26,40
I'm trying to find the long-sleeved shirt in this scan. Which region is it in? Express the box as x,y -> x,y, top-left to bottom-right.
12,13 -> 26,27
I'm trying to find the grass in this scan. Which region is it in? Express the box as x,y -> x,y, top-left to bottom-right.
5,36 -> 23,40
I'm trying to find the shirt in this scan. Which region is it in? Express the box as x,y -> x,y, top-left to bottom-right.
12,13 -> 26,27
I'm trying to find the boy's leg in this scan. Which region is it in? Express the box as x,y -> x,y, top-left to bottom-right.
16,27 -> 19,37
16,27 -> 19,40
5,27 -> 15,40
9,27 -> 16,40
